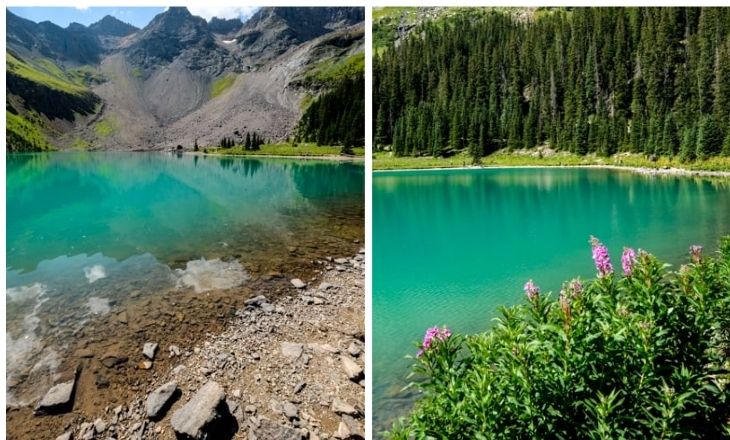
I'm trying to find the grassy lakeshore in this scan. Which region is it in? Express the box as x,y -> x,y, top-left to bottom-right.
373,150 -> 730,174
204,142 -> 365,158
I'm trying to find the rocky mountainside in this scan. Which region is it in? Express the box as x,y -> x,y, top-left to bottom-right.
6,7 -> 364,151
122,7 -> 235,73
236,7 -> 364,63
88,15 -> 138,37
7,11 -> 103,64
208,17 -> 243,36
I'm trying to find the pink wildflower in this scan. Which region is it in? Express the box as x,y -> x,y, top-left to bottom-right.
524,279 -> 540,301
590,236 -> 614,277
622,247 -> 637,276
418,326 -> 452,357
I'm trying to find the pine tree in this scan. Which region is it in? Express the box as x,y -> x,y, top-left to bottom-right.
722,130 -> 730,156
679,124 -> 697,162
661,114 -> 679,156
696,116 -> 723,159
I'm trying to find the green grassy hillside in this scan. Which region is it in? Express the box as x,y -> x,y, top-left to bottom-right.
6,52 -> 88,96
6,111 -> 52,152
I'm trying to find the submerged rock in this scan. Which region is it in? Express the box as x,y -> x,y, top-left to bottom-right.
290,278 -> 306,289
55,432 -> 72,440
146,382 -> 179,420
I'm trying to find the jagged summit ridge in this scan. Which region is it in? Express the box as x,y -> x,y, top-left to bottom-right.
88,15 -> 138,37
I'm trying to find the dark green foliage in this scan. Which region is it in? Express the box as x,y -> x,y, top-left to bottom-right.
240,131 -> 263,150
723,130 -> 730,157
680,124 -> 697,163
219,137 -> 234,148
297,74 -> 364,147
373,8 -> 730,160
697,116 -> 723,160
390,237 -> 730,440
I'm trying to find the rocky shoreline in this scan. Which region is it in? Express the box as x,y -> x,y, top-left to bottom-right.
12,251 -> 365,440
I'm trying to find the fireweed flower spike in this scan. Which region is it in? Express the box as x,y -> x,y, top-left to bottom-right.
418,326 -> 452,357
524,279 -> 540,301
689,245 -> 703,263
622,247 -> 637,276
590,236 -> 614,277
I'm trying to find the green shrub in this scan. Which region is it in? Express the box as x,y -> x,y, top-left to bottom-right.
390,237 -> 730,439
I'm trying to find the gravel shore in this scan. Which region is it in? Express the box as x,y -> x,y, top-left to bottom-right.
25,251 -> 365,440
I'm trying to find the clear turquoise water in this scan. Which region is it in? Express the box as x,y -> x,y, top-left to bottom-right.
373,167 -> 730,434
6,152 -> 363,403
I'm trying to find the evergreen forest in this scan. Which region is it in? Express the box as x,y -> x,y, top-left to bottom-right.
298,74 -> 365,149
373,8 -> 730,161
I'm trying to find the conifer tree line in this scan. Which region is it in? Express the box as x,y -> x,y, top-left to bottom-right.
218,131 -> 265,150
373,8 -> 730,161
297,74 -> 365,148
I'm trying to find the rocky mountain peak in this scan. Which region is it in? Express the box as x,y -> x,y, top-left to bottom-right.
125,7 -> 241,76
208,17 -> 243,35
124,7 -> 219,69
236,7 -> 364,62
88,15 -> 138,37
7,11 -> 102,64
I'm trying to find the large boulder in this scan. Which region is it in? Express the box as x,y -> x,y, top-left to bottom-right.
35,376 -> 76,415
170,381 -> 235,439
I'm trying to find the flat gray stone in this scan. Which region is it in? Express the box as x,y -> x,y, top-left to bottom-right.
347,342 -> 361,357
93,418 -> 106,433
244,295 -> 267,306
78,423 -> 94,440
281,342 -> 303,360
331,398 -> 358,416
143,342 -> 158,360
336,414 -> 364,439
340,356 -> 363,381
290,278 -> 306,289
35,378 -> 76,414
146,382 -> 178,419
101,354 -> 127,368
170,381 -> 226,439
282,402 -> 298,419
252,418 -> 302,440
55,432 -> 72,440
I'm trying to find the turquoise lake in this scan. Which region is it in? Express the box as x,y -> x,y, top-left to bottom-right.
373,167 -> 730,434
6,152 -> 363,404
